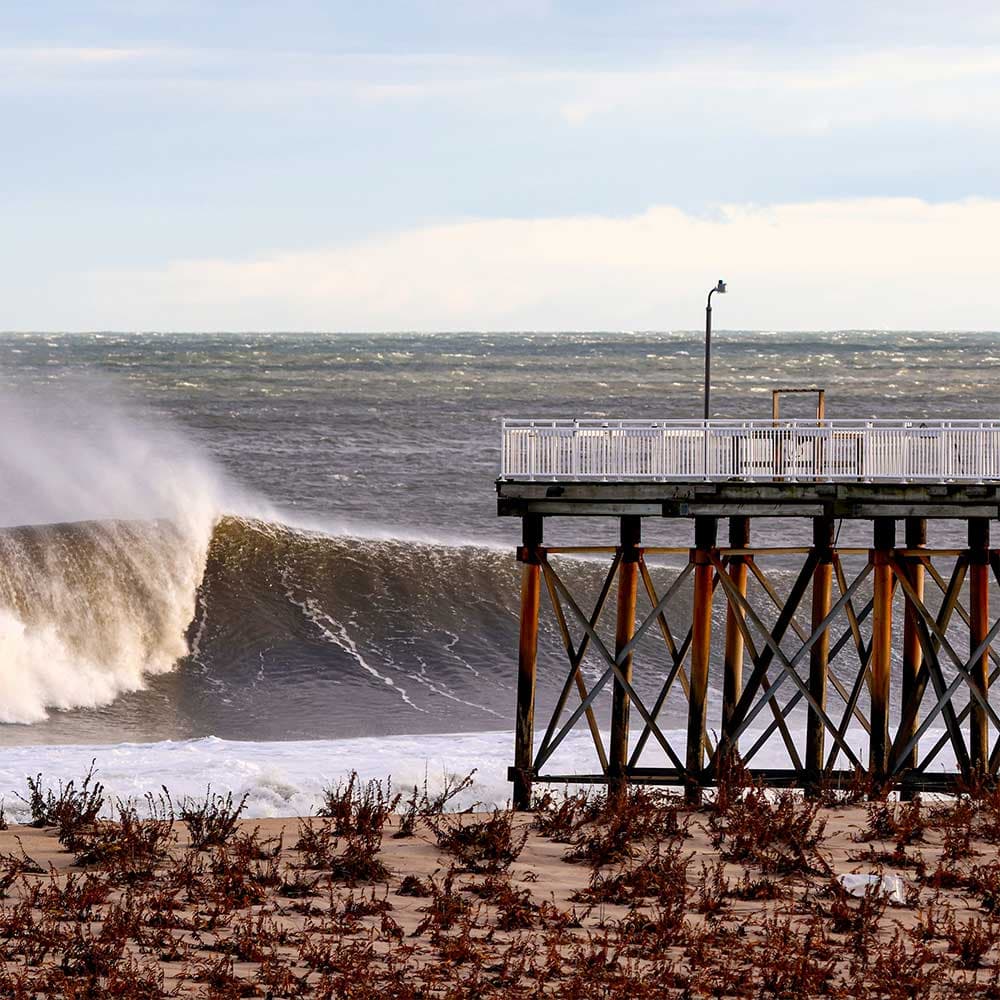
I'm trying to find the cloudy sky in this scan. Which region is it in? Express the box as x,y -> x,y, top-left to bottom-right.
3,1 -> 1000,331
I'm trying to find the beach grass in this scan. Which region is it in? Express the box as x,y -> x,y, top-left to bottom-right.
1,768 -> 1000,996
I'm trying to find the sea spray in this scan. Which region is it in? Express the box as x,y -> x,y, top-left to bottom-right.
0,381 -> 229,722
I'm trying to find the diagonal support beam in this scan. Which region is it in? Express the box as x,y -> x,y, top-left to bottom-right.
723,568 -> 802,770
889,556 -> 1000,735
628,559 -> 705,768
536,556 -> 617,774
720,552 -> 819,747
710,551 -> 867,773
542,560 -> 686,773
889,554 -> 968,775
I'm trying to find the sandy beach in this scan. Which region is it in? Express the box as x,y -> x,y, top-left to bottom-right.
1,774 -> 999,997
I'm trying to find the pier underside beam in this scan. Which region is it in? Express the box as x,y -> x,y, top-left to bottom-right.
970,518 -> 991,772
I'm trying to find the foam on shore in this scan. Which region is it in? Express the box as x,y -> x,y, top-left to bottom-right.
0,726 -> 956,823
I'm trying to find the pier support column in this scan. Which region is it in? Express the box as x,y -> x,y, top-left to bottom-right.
610,516 -> 641,797
686,516 -> 717,804
870,517 -> 895,783
513,514 -> 543,811
806,516 -> 834,792
722,517 -> 749,749
969,518 -> 991,774
901,517 -> 926,796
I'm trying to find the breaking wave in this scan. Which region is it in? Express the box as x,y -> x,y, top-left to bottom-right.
0,383 -> 225,723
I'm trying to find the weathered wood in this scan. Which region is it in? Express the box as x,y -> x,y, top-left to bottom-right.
610,517 -> 641,794
969,519 -> 991,772
686,516 -> 716,804
887,555 -> 976,779
712,574 -> 805,772
723,553 -> 819,737
899,517 -> 926,793
722,517 -> 750,737
806,516 -> 834,790
627,561 -> 707,768
710,549 -> 865,773
507,496 -> 1000,799
870,517 -> 895,780
513,514 -> 543,810
536,554 -> 618,775
541,559 -> 686,772
498,479 -> 1000,521
888,555 -> 1000,734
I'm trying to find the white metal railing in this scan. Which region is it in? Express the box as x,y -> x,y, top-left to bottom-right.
500,419 -> 1000,483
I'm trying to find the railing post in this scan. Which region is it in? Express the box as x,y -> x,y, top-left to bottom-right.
610,516 -> 641,796
513,514 -> 543,810
686,515 -> 717,804
870,517 -> 895,783
900,517 -> 926,796
969,518 -> 991,773
806,515 -> 834,792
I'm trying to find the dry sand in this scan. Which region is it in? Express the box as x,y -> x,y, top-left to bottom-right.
0,787 -> 999,997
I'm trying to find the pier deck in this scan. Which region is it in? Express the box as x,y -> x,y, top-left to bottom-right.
498,480 -> 1000,520
498,418 -> 1000,805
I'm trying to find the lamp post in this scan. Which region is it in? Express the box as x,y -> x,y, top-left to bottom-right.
704,279 -> 727,420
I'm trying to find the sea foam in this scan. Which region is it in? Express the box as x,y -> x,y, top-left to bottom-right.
0,727 -> 957,823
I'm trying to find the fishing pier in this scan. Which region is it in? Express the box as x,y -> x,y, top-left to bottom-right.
498,414 -> 1000,805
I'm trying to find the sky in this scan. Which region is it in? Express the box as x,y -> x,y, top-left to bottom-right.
3,1 -> 1000,331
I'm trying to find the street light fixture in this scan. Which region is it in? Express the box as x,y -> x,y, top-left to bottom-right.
704,279 -> 726,421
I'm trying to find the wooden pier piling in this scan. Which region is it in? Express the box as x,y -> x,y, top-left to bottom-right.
609,516 -> 641,795
900,517 -> 926,794
686,516 -> 717,804
870,517 -> 895,781
970,518 -> 991,773
806,516 -> 834,790
513,514 -> 542,810
722,517 -> 749,739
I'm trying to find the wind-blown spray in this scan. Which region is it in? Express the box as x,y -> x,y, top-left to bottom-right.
0,382 -> 226,722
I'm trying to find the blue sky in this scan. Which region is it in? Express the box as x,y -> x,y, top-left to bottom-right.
3,2 -> 1000,330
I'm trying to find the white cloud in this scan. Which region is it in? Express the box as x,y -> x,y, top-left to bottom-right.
551,46 -> 1000,128
6,41 -> 1000,133
86,197 -> 1000,331
1,46 -> 158,66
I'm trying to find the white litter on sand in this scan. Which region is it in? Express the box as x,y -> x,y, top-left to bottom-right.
838,873 -> 907,905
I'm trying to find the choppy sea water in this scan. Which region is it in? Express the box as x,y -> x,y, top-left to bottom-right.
0,331 -> 994,812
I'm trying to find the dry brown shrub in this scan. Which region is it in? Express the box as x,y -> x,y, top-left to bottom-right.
318,772 -> 400,838
393,769 -> 476,839
710,785 -> 829,875
179,788 -> 249,850
564,786 -> 685,868
295,818 -> 390,883
946,913 -> 997,969
429,808 -> 527,873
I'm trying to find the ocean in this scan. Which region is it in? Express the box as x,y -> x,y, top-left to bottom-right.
0,330 -> 994,816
